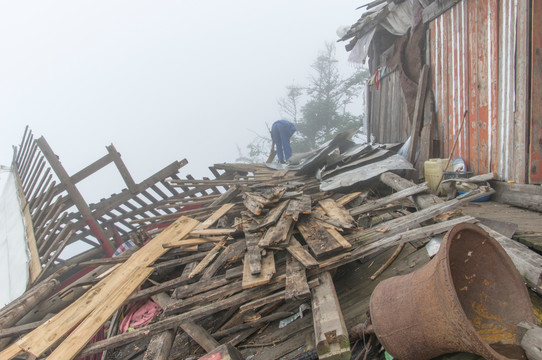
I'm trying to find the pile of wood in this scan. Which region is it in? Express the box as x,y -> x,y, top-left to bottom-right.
1,139 -> 541,360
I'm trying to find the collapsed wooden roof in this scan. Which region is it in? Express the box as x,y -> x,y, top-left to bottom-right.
1,126 -> 541,360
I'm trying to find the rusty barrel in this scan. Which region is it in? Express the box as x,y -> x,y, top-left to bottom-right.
369,223 -> 536,360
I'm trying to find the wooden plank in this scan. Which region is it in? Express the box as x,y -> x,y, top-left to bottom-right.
166,281 -> 243,316
243,193 -> 274,215
243,213 -> 262,275
201,239 -> 246,280
106,144 -> 137,193
46,266 -> 154,360
258,213 -> 295,248
311,271 -> 350,359
13,170 -> 42,283
188,240 -> 226,279
296,216 -> 344,258
285,195 -> 311,221
326,228 -> 351,249
242,251 -> 276,289
179,320 -> 219,353
248,200 -> 289,232
0,278 -> 58,330
318,198 -> 355,227
478,224 -> 542,295
198,203 -> 235,229
349,182 -> 430,216
286,238 -> 319,269
142,330 -> 176,360
285,253 -> 310,301
380,172 -> 443,210
335,191 -> 363,207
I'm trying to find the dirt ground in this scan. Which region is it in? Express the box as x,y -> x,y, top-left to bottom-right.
460,200 -> 542,234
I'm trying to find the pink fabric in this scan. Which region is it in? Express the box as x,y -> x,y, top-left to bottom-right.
119,299 -> 162,333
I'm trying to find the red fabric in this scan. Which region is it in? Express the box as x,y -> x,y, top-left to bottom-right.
119,299 -> 162,333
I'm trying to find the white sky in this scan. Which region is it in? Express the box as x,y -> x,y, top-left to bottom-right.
0,1 -> 367,203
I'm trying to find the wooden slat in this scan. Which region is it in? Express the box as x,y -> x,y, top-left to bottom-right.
285,253 -> 310,301
286,238 -> 319,269
243,213 -> 262,275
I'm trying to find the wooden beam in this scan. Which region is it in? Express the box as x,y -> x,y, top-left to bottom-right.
35,136 -> 116,257
179,320 -> 220,353
285,253 -> 311,301
311,271 -> 351,359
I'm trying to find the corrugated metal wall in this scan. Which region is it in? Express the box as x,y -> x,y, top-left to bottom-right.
531,0 -> 542,183
429,0 -> 531,183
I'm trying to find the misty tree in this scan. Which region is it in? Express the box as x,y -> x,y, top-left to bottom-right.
293,42 -> 367,152
238,42 -> 368,162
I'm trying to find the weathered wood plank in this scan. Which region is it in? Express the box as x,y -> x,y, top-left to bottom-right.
179,320 -> 219,353
285,253 -> 311,301
318,198 -> 355,228
243,213 -> 262,275
297,216 -> 344,258
259,213 -> 295,248
201,239 -> 246,280
248,200 -> 289,232
242,251 -> 276,289
311,271 -> 350,359
47,266 -> 154,360
349,182 -> 430,216
188,240 -> 226,279
286,238 -> 319,269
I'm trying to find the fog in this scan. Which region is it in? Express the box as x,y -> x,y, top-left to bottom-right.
0,1 -> 367,203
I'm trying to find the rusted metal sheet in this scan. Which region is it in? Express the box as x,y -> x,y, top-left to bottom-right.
429,0 -> 531,183
531,0 -> 542,183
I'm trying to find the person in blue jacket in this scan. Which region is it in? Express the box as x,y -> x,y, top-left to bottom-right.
271,120 -> 296,163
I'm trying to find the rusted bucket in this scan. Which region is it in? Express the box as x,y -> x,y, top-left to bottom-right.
369,223 -> 536,360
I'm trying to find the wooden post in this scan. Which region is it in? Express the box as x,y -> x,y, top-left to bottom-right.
36,136 -> 116,257
106,144 -> 137,193
407,64 -> 430,168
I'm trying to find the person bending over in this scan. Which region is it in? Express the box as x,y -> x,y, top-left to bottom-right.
271,120 -> 296,164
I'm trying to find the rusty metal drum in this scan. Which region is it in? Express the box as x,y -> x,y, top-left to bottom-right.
369,223 -> 536,360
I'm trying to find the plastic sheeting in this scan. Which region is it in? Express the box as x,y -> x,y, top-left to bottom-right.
0,170 -> 29,308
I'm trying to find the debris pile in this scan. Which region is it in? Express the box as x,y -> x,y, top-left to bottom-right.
2,127 -> 542,360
